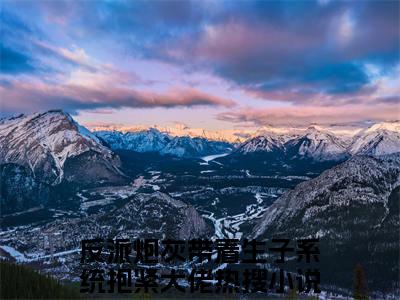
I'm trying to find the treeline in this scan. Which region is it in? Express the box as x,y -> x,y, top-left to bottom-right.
0,261 -> 80,299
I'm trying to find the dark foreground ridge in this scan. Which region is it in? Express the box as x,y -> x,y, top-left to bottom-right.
0,261 -> 80,299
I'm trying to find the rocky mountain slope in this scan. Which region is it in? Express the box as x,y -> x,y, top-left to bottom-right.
252,153 -> 400,293
284,126 -> 350,161
95,129 -> 233,158
349,122 -> 400,156
0,110 -> 128,214
0,110 -> 126,186
235,134 -> 286,154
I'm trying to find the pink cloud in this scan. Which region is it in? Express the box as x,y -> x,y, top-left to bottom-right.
195,21 -> 318,62
243,83 -> 380,106
160,20 -> 319,67
0,79 -> 235,114
217,104 -> 400,126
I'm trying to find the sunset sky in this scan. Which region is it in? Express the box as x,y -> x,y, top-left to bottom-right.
1,0 -> 399,130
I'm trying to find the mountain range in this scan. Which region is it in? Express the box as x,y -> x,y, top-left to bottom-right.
1,109 -> 399,295
96,121 -> 400,162
95,129 -> 233,158
235,122 -> 400,161
1,110 -> 399,214
1,111 -> 398,171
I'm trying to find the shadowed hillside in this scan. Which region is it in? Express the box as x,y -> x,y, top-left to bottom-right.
0,261 -> 80,299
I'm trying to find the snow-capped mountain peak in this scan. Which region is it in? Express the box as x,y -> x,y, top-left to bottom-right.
349,121 -> 400,156
95,128 -> 233,158
236,134 -> 285,154
364,121 -> 400,133
283,126 -> 349,161
0,110 -> 123,185
234,121 -> 399,161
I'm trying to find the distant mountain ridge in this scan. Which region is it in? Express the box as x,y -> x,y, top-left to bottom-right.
234,122 -> 400,161
95,128 -> 233,158
95,121 -> 400,161
86,122 -> 370,144
1,111 -> 398,166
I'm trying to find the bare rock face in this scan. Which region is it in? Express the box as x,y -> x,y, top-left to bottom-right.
252,154 -> 400,293
0,110 -> 126,186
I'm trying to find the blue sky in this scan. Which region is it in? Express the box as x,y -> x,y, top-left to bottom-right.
1,0 -> 399,129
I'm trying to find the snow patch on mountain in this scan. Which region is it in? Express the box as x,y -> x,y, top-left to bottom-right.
95,129 -> 233,158
234,122 -> 399,160
349,121 -> 400,156
236,134 -> 286,154
285,126 -> 350,160
0,110 -> 122,185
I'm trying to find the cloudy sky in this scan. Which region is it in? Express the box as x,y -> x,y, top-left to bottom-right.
1,0 -> 399,130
